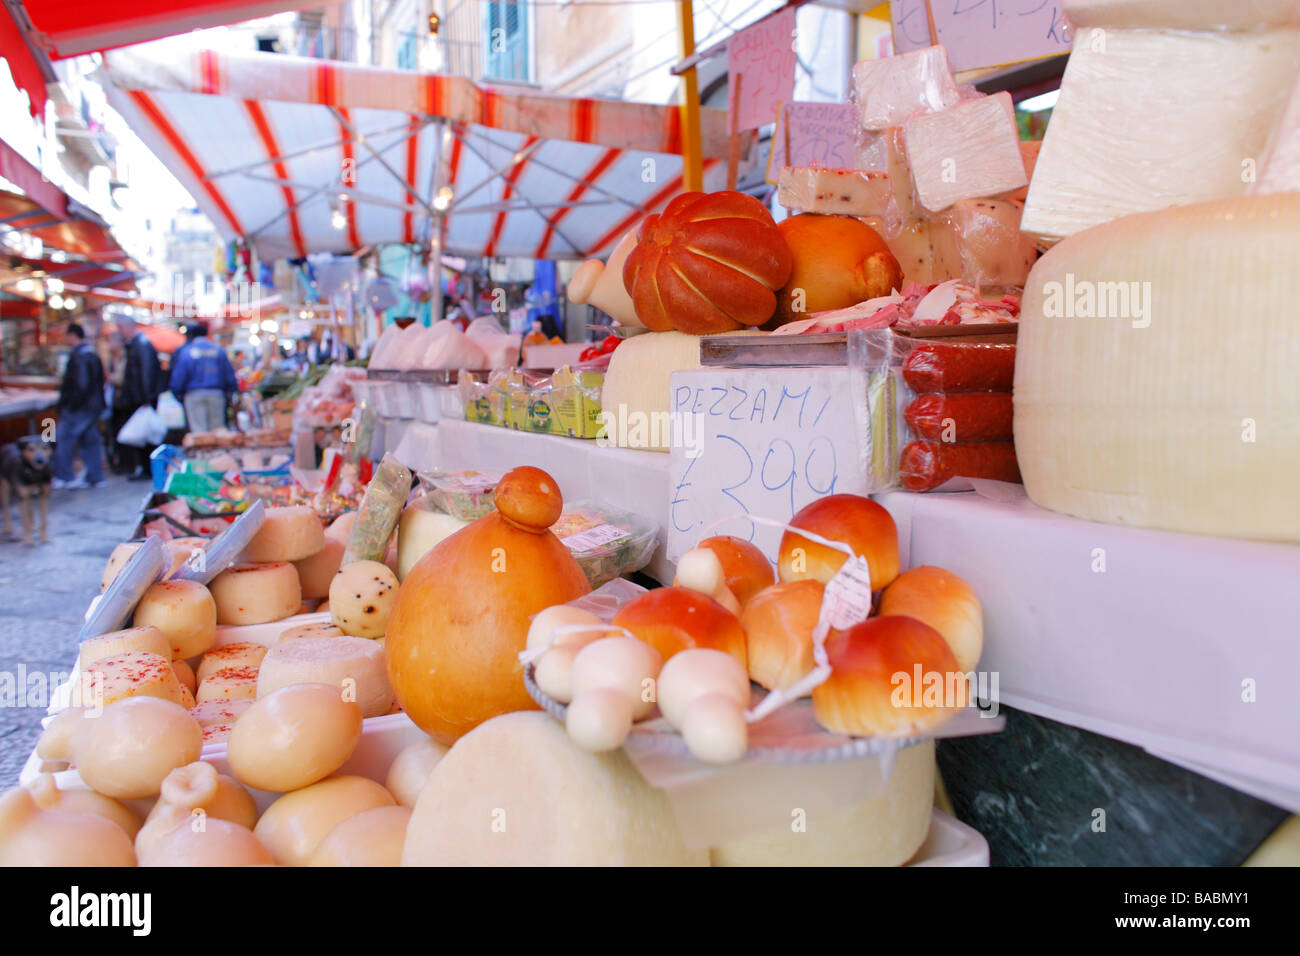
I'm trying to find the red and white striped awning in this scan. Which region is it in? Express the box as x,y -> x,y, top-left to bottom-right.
101,46 -> 731,262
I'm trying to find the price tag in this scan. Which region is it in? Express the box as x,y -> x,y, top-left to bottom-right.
931,0 -> 1074,73
560,523 -> 628,555
728,7 -> 797,132
767,102 -> 859,180
818,555 -> 875,631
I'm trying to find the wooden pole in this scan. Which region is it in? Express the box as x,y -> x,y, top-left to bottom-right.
676,0 -> 703,192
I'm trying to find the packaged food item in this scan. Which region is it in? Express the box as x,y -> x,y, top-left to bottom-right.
550,366 -> 605,439
898,439 -> 1021,492
552,502 -> 659,587
417,468 -> 503,521
342,453 -> 413,565
524,377 -> 562,435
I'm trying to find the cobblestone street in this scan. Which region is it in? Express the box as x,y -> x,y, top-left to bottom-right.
0,475 -> 146,787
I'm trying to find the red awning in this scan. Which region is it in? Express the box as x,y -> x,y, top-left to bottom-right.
18,1 -> 346,59
1,254 -> 137,293
0,3 -> 53,117
0,190 -> 131,260
138,322 -> 186,354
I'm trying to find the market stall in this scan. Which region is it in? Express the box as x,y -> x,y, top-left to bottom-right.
6,0 -> 1300,877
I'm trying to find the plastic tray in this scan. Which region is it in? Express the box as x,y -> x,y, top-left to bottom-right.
552,500 -> 660,588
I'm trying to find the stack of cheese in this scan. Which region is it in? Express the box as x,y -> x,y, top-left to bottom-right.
778,44 -> 1038,295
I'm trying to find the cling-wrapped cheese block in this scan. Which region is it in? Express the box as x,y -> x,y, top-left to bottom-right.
1022,26 -> 1300,240
777,167 -> 895,218
856,127 -> 918,228
402,712 -> 707,866
1251,73 -> 1300,195
998,140 -> 1041,204
1015,194 -> 1300,540
852,45 -> 961,130
930,199 -> 1039,293
709,739 -> 935,866
903,92 -> 1026,213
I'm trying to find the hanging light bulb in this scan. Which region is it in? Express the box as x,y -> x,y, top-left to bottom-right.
48,293 -> 64,310
331,206 -> 347,230
62,296 -> 78,311
433,186 -> 453,212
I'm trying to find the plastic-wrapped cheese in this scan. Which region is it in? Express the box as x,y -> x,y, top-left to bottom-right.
1022,26 -> 1300,240
367,322 -> 405,370
1014,194 -> 1300,540
709,740 -> 935,866
930,199 -> 1038,293
394,323 -> 440,371
209,562 -> 302,625
420,325 -> 488,371
1252,73 -> 1300,195
852,45 -> 960,130
256,636 -> 393,718
402,712 -> 707,866
777,167 -> 895,218
242,505 -> 325,563
856,127 -> 918,229
903,93 -> 1026,214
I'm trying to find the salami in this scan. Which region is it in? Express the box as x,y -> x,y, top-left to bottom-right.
898,440 -> 1021,492
902,342 -> 1016,393
904,392 -> 1014,442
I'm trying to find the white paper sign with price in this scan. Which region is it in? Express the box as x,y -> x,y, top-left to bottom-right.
766,102 -> 859,181
667,367 -> 867,562
913,1 -> 1074,72
727,7 -> 797,132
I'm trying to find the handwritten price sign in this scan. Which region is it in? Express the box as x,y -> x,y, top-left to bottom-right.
728,7 -> 797,132
767,102 -> 858,179
667,367 -> 867,562
932,1 -> 1073,72
890,0 -> 935,54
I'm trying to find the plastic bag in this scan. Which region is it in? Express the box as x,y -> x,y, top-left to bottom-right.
156,391 -> 186,430
117,405 -> 167,447
552,501 -> 659,588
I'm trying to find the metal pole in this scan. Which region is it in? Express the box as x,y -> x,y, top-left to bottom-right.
676,0 -> 703,192
428,118 -> 451,324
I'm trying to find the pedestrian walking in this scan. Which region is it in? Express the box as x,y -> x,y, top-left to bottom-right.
114,314 -> 163,481
51,323 -> 106,489
170,322 -> 237,434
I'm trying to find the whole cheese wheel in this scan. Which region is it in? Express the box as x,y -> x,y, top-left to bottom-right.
397,502 -> 470,581
209,562 -> 302,626
78,626 -> 171,672
132,579 -> 218,659
255,776 -> 395,867
709,739 -> 935,866
196,641 -> 268,684
242,505 -> 325,563
293,536 -> 344,600
1016,193 -> 1300,540
308,805 -> 412,867
171,658 -> 196,695
80,651 -> 188,708
278,621 -> 344,642
256,636 -> 393,718
402,712 -> 706,866
196,664 -> 260,704
623,191 -> 792,333
189,698 -> 252,728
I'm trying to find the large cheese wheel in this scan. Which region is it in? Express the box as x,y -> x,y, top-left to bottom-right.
209,562 -> 302,625
196,641 -> 268,684
396,503 -> 469,581
1015,194 -> 1300,540
293,536 -> 344,599
196,665 -> 260,704
78,626 -> 171,671
132,579 -> 217,659
402,712 -> 707,866
709,739 -> 935,866
257,636 -> 393,718
242,505 -> 325,563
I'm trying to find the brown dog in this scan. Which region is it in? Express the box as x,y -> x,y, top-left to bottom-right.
0,436 -> 52,544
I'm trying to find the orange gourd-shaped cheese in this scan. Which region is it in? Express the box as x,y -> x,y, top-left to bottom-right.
623,191 -> 793,334
386,467 -> 591,744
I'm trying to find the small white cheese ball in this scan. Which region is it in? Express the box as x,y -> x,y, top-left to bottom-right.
384,737 -> 448,807
534,645 -> 580,704
656,648 -> 751,729
525,604 -> 607,652
566,687 -> 635,753
569,636 -> 662,721
681,693 -> 748,764
329,560 -> 400,639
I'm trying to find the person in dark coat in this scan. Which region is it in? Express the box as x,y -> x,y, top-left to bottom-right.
114,315 -> 164,481
51,323 -> 106,489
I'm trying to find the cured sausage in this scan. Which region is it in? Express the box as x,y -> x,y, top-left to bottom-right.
905,392 -> 1014,442
898,440 -> 1021,492
902,343 -> 1016,393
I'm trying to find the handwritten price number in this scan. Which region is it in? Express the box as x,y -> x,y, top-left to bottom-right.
671,434 -> 838,542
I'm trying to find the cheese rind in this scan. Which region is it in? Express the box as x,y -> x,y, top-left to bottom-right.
852,45 -> 961,130
1015,194 -> 1300,540
903,92 -> 1026,213
1022,26 -> 1300,240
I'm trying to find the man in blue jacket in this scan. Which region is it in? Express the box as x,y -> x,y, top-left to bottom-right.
52,322 -> 106,489
170,322 -> 237,434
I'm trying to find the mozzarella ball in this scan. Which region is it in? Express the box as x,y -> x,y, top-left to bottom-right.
569,637 -> 662,721
656,648 -> 751,729
566,688 -> 635,753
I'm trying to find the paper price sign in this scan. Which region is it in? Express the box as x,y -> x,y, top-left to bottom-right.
931,1 -> 1074,72
767,102 -> 858,179
819,555 -> 875,630
728,7 -> 797,132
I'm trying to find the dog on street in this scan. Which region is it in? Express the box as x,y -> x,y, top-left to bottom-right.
0,436 -> 53,544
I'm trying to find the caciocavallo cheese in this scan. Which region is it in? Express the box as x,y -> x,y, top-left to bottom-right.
1014,194 -> 1300,541
1022,25 -> 1300,241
